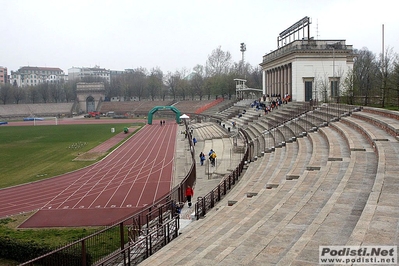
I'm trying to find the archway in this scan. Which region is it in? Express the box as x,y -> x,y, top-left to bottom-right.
147,106 -> 181,124
76,82 -> 105,114
86,96 -> 95,112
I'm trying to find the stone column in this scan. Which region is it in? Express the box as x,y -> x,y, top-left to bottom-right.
262,70 -> 267,94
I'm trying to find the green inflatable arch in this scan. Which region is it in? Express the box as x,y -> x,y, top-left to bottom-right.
148,106 -> 181,124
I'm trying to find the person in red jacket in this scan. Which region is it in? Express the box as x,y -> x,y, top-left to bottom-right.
185,185 -> 194,207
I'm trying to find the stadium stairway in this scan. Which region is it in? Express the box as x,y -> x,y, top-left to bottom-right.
173,122 -> 244,222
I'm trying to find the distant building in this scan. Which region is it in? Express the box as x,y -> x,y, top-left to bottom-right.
0,66 -> 8,84
68,66 -> 111,82
260,17 -> 355,102
10,66 -> 65,87
260,39 -> 354,102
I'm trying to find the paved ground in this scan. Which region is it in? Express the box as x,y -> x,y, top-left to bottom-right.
173,122 -> 243,226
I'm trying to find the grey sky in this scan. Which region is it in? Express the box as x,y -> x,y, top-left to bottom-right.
2,0 -> 398,74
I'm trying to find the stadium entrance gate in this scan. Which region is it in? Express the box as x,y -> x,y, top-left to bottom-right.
76,82 -> 105,113
147,106 -> 181,124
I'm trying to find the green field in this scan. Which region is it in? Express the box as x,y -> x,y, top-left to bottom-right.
0,123 -> 142,189
0,123 -> 144,265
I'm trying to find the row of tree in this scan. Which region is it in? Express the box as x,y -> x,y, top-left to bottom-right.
0,46 -> 262,105
338,47 -> 399,108
1,46 -> 398,108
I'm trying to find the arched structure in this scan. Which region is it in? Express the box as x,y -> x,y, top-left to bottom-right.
86,96 -> 95,112
76,82 -> 105,113
147,106 -> 181,124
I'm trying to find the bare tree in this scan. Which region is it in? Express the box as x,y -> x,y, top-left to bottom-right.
378,47 -> 395,107
148,67 -> 163,100
38,83 -> 50,103
341,68 -> 355,105
204,77 -> 212,100
191,65 -> 205,100
352,48 -> 378,105
246,65 -> 263,90
176,68 -> 189,100
393,59 -> 399,109
63,81 -> 76,102
50,83 -> 64,103
27,86 -> 38,103
131,67 -> 148,100
206,46 -> 232,76
165,71 -> 180,100
122,73 -> 134,99
13,87 -> 25,104
0,83 -> 11,104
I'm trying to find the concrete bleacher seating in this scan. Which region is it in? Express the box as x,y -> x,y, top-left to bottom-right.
138,103 -> 399,265
190,122 -> 229,140
100,100 -> 175,115
0,103 -> 74,119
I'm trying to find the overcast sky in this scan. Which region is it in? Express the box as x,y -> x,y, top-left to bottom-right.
1,0 -> 398,74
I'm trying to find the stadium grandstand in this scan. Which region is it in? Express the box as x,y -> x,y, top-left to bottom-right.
12,98 -> 399,266
0,98 -> 234,121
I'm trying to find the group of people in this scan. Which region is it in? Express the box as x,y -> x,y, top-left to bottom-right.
198,149 -> 217,166
159,120 -> 166,126
250,93 -> 291,115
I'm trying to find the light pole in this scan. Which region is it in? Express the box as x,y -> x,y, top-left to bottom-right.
240,42 -> 246,78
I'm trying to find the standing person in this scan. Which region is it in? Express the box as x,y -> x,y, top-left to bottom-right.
160,120 -> 162,126
185,185 -> 194,207
193,137 -> 197,146
163,120 -> 165,125
208,149 -> 214,156
208,149 -> 217,167
199,152 -> 205,166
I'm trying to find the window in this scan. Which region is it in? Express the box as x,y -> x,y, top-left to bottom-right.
303,77 -> 314,102
305,81 -> 313,101
330,80 -> 338,98
329,77 -> 340,99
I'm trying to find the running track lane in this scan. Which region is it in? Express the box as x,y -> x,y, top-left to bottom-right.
0,123 -> 177,227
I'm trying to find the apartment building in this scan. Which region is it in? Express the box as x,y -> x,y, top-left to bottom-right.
68,66 -> 111,82
0,66 -> 7,84
10,66 -> 65,87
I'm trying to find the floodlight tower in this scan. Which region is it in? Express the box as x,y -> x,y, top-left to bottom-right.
240,42 -> 246,78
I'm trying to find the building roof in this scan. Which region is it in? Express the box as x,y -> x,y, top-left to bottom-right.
19,66 -> 63,72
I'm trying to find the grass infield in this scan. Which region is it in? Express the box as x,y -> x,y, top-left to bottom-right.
0,123 -> 142,189
0,123 -> 144,264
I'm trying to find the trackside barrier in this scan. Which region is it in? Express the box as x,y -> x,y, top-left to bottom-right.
194,98 -> 224,114
20,121 -> 196,266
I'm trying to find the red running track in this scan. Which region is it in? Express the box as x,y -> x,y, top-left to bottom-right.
0,123 -> 177,227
